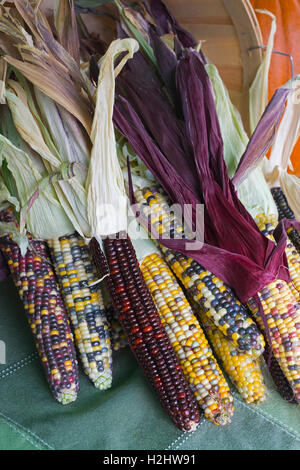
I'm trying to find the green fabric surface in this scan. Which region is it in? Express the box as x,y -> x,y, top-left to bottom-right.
0,276 -> 300,450
0,417 -> 41,450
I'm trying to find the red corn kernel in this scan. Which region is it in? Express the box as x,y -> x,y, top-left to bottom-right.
143,326 -> 153,333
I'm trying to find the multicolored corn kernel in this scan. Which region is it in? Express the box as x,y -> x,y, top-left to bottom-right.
105,303 -> 128,351
141,253 -> 234,425
48,233 -> 112,390
248,280 -> 300,403
255,213 -> 300,301
271,187 -> 300,253
0,211 -> 79,404
135,187 -> 265,358
90,235 -> 201,432
198,309 -> 266,404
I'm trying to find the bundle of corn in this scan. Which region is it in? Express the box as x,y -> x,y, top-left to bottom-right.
132,130 -> 300,408
140,250 -> 234,424
207,63 -> 300,301
205,60 -> 300,404
132,186 -> 266,404
48,234 -> 112,389
0,0 -> 204,430
0,209 -> 79,404
112,2 -> 300,407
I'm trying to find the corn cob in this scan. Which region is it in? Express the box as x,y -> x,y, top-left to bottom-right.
0,209 -> 79,404
89,236 -> 201,431
135,187 -> 265,357
243,213 -> 300,403
248,281 -> 300,402
140,252 -> 234,425
198,308 -> 266,404
47,233 -> 112,390
255,213 -> 299,402
271,187 -> 300,253
255,213 -> 300,301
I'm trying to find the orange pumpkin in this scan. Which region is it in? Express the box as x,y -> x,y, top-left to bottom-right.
250,0 -> 300,175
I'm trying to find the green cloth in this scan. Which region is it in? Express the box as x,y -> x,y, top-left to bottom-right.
0,277 -> 300,450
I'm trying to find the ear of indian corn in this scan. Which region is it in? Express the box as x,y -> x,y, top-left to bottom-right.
247,281 -> 300,402
0,209 -> 79,404
255,213 -> 299,402
140,252 -> 234,425
47,233 -> 113,390
248,211 -> 300,404
134,187 -> 265,358
197,308 -> 266,405
89,235 -> 201,432
271,187 -> 300,253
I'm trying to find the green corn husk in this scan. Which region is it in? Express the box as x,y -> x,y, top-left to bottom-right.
0,1 -> 138,394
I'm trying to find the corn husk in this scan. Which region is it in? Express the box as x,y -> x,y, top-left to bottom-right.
0,131 -> 74,240
86,38 -> 139,237
249,9 -> 276,133
54,0 -> 80,66
3,77 -> 91,239
0,2 -> 139,241
0,1 -> 94,134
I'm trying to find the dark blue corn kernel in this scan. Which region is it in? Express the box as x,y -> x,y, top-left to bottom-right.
215,293 -> 223,300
